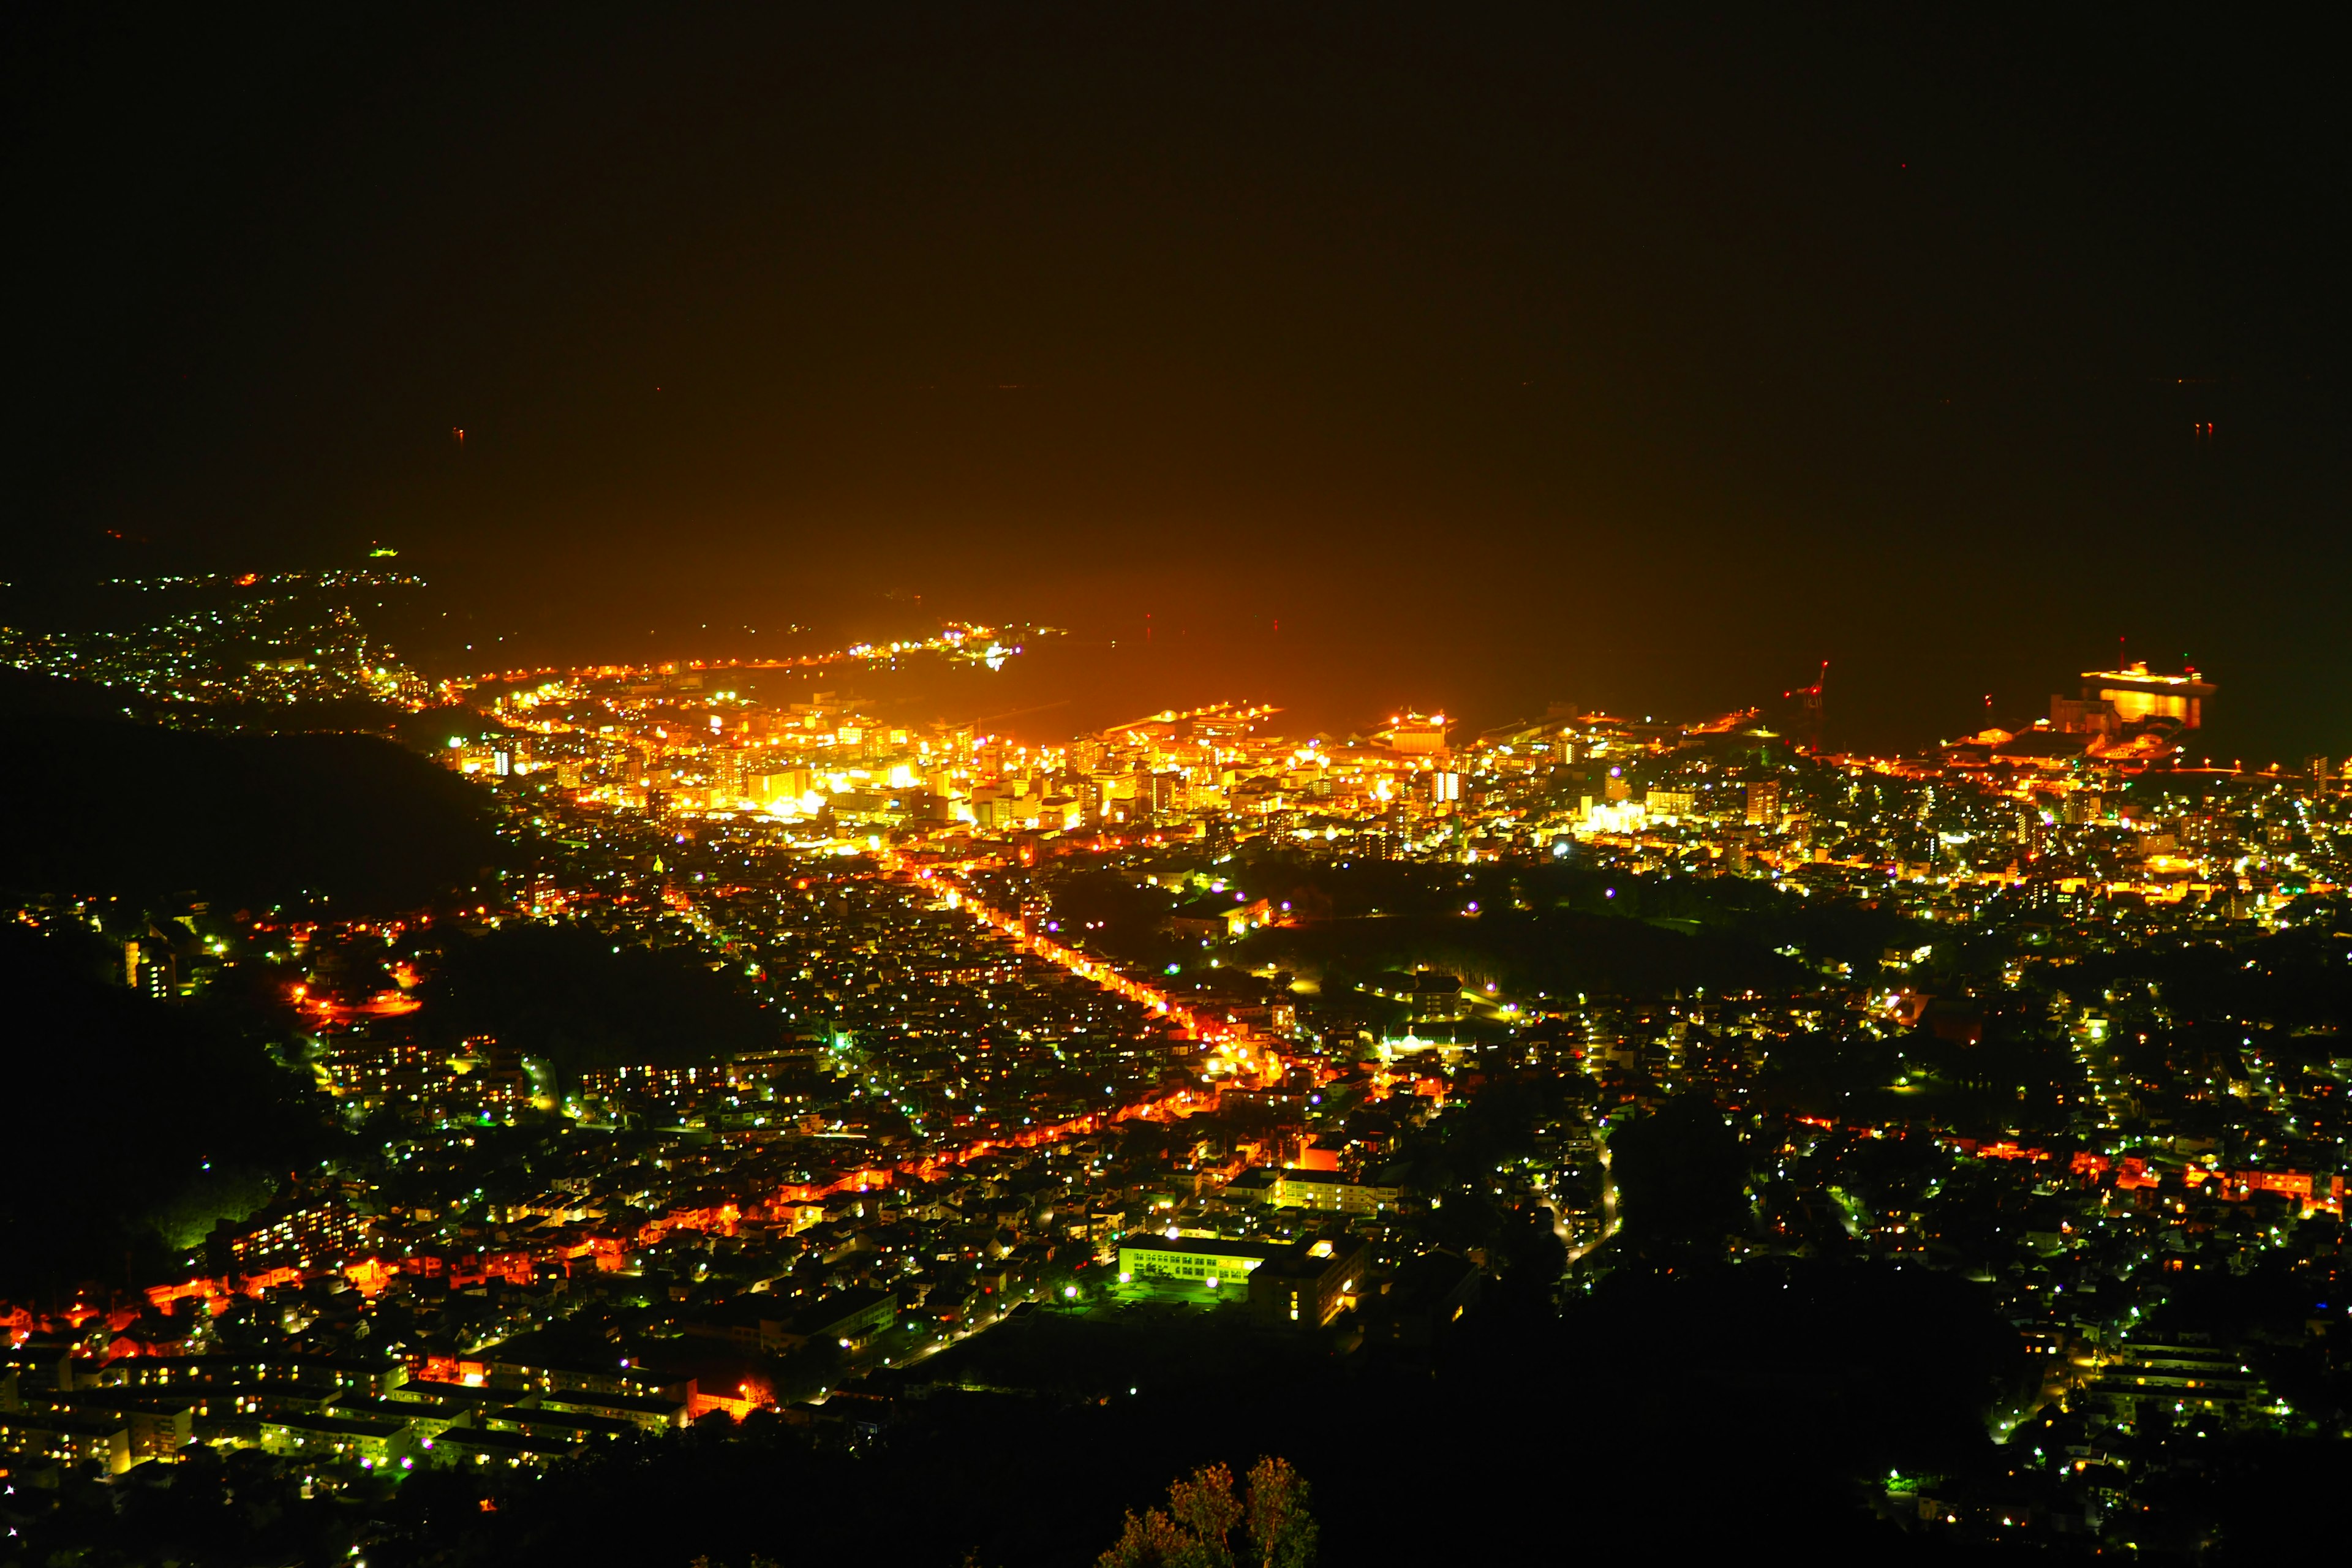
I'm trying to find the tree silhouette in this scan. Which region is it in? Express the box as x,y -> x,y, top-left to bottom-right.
1099,1457 -> 1317,1568
1609,1091 -> 1752,1257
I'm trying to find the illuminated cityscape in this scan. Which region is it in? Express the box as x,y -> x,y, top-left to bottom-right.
2,587 -> 2345,1561
7,11 -> 2349,1566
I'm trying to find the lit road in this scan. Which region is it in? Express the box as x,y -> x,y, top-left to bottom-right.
1564,1136 -> 1619,1264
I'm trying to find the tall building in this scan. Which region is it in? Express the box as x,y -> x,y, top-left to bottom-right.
710,748 -> 747,797
1744,779 -> 1781,826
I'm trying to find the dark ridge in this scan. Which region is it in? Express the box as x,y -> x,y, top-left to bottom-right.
0,714 -> 503,911
421,922 -> 778,1084
0,665 -> 168,722
0,924 -> 331,1300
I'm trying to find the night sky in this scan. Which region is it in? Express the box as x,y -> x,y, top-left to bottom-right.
12,9 -> 2348,754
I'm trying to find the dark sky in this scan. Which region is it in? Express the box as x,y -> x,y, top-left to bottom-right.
11,9 -> 2349,755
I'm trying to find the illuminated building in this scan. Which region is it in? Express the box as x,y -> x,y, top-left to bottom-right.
125,936 -> 178,1000
1116,1235 -> 1281,1297
1245,1235 -> 1366,1329
532,1390 -> 691,1433
1169,894 -> 1274,943
2078,661 -> 2216,729
1225,1167 -> 1398,1215
221,1198 -> 373,1272
710,748 -> 747,797
2082,1338 -> 2273,1427
21,1390 -> 194,1460
424,1425 -> 582,1468
0,1410 -> 132,1474
679,1291 -> 899,1356
110,1354 -> 409,1401
679,1298 -> 801,1355
775,1287 -> 897,1352
2048,696 -> 2120,737
481,1406 -> 642,1445
750,766 -> 813,803
1744,778 -> 1781,826
479,1348 -> 673,1399
1360,971 -> 1470,1022
258,1410 -> 418,1466
1380,714 -> 1449,756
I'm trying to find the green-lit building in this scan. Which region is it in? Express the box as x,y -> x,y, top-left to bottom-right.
1115,1235 -> 1282,1298
1114,1232 -> 1370,1330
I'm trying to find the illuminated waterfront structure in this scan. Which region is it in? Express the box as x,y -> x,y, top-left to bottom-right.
2078,661 -> 2217,729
